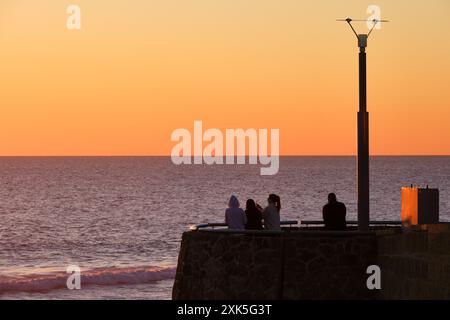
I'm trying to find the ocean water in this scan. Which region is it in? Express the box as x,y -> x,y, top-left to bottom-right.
0,156 -> 449,299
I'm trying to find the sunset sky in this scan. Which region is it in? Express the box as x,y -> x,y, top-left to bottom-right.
1,0 -> 449,156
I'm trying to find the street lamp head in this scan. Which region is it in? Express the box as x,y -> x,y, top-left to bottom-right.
358,34 -> 368,48
337,18 -> 389,42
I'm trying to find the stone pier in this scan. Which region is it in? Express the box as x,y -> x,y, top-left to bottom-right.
173,224 -> 450,299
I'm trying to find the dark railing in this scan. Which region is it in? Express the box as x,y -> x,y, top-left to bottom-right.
190,220 -> 401,231
190,220 -> 298,231
300,220 -> 401,226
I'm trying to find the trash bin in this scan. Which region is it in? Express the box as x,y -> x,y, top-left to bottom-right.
401,186 -> 439,226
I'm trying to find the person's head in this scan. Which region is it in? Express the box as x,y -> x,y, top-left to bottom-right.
246,199 -> 256,210
268,194 -> 281,211
328,193 -> 337,203
228,195 -> 240,208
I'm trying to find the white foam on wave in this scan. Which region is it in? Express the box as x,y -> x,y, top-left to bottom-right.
0,265 -> 176,294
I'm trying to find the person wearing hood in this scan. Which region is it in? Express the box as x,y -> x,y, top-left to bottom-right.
225,195 -> 247,230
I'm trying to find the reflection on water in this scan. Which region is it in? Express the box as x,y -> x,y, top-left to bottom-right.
1,156 -> 449,298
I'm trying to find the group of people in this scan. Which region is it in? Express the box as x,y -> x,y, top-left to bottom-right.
225,192 -> 347,231
225,194 -> 281,231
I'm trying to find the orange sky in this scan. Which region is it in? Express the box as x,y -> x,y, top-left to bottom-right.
1,0 -> 449,156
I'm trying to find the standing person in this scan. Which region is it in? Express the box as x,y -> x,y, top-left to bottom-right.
225,195 -> 247,230
262,194 -> 281,230
322,193 -> 347,231
245,199 -> 263,230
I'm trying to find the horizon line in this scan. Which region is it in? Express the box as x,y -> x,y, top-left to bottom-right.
1,154 -> 450,157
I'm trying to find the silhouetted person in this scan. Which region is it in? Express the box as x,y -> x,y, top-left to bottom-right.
263,194 -> 281,230
225,195 -> 247,230
322,193 -> 347,231
245,199 -> 263,230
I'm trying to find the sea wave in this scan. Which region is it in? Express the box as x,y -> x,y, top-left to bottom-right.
0,265 -> 176,294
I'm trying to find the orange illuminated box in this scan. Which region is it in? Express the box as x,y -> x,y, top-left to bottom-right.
401,187 -> 439,226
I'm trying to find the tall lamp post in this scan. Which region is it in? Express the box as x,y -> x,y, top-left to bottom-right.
338,18 -> 388,231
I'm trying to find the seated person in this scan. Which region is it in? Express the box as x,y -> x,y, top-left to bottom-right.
263,194 -> 281,231
245,199 -> 263,230
322,193 -> 347,231
225,195 -> 247,230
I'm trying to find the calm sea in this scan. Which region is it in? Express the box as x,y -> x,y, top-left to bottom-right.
0,156 -> 449,299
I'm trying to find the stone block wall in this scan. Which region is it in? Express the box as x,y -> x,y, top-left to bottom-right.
377,224 -> 450,299
172,231 -> 283,299
173,225 -> 450,299
172,230 -> 378,300
282,234 -> 377,299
